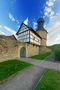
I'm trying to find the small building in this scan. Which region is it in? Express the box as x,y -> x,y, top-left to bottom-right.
16,18 -> 48,58
0,18 -> 48,61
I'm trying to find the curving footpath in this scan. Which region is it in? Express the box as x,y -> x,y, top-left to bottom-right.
21,58 -> 60,71
0,66 -> 44,90
0,57 -> 60,90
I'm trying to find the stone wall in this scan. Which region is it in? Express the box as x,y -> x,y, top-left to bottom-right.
36,29 -> 47,46
0,35 -> 19,62
0,35 -> 40,62
26,44 -> 39,57
0,34 -> 49,62
36,30 -> 47,39
18,43 -> 40,58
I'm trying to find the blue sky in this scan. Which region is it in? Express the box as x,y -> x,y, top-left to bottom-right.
0,0 -> 60,45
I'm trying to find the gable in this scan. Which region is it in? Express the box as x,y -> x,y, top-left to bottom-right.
16,23 -> 29,35
20,24 -> 28,31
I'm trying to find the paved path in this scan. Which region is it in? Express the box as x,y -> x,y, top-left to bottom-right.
0,66 -> 44,90
21,58 -> 60,71
45,53 -> 55,62
0,57 -> 60,90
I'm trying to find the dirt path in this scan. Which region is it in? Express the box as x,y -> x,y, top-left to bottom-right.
21,58 -> 60,71
0,56 -> 60,90
45,53 -> 55,62
0,66 -> 44,90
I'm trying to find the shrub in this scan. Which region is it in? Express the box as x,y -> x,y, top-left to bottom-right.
54,49 -> 60,61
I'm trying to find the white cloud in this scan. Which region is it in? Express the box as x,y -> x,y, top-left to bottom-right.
33,22 -> 37,30
44,0 -> 56,18
50,11 -> 54,16
55,35 -> 60,41
23,18 -> 29,25
45,6 -> 52,13
46,1 -> 54,7
8,13 -> 19,24
4,26 -> 16,35
45,13 -> 60,46
9,13 -> 15,21
0,24 -> 17,37
0,32 -> 5,35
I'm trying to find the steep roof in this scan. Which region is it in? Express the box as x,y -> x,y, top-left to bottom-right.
16,23 -> 42,39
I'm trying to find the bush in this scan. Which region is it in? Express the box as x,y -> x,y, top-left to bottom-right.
54,49 -> 60,61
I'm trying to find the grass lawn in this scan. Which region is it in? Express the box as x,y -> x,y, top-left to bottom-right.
0,59 -> 31,81
48,44 -> 60,61
35,69 -> 60,90
54,48 -> 60,61
31,52 -> 51,60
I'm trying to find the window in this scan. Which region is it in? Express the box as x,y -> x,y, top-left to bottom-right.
33,37 -> 35,40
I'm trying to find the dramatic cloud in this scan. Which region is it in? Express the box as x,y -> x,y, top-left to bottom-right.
8,13 -> 19,24
0,24 -> 16,36
46,13 -> 60,45
44,0 -> 56,19
44,0 -> 60,46
9,13 -> 15,21
23,18 -> 29,25
4,26 -> 16,35
46,1 -> 54,7
33,22 -> 37,30
0,32 -> 5,35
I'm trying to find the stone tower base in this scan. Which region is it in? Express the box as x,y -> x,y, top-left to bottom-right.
39,46 -> 51,53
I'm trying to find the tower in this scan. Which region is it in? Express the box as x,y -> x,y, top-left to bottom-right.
36,18 -> 48,52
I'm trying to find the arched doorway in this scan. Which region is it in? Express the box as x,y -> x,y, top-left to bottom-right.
20,47 -> 26,58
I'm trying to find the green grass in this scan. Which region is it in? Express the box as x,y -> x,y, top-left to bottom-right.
31,52 -> 51,60
0,59 -> 31,81
35,69 -> 60,90
48,44 -> 60,61
54,48 -> 60,61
